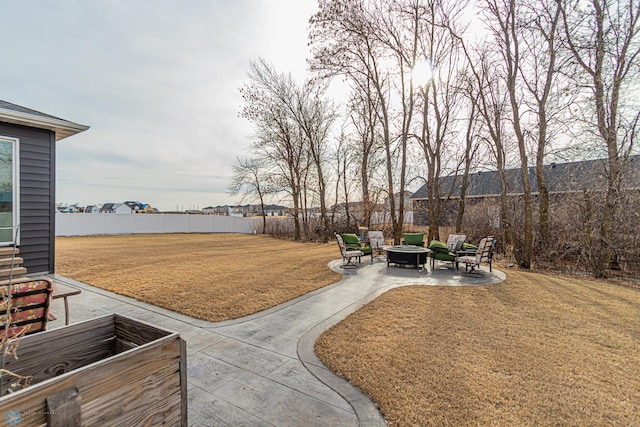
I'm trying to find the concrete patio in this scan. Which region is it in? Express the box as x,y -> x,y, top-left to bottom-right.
46,257 -> 506,426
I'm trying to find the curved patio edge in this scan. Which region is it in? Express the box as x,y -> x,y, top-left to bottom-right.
297,259 -> 507,427
297,289 -> 389,427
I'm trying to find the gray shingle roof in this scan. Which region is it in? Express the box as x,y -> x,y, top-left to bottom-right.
0,99 -> 89,140
411,156 -> 640,199
0,99 -> 66,121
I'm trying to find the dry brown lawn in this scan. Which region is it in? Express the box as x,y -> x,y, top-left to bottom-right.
57,234 -> 640,425
55,233 -> 340,321
315,270 -> 640,426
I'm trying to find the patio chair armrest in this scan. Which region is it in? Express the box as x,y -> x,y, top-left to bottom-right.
456,249 -> 477,257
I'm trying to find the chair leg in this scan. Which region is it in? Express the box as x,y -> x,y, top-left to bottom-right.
462,263 -> 484,276
341,256 -> 359,269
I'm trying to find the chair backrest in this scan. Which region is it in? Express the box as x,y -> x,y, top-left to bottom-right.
475,237 -> 496,263
403,233 -> 424,246
0,279 -> 54,339
368,231 -> 385,249
335,233 -> 348,256
446,234 -> 466,252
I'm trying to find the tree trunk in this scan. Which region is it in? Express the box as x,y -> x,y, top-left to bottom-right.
456,100 -> 476,233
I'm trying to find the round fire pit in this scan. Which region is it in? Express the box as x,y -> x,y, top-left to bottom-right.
383,245 -> 430,270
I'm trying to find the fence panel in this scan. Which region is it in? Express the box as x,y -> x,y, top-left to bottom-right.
55,213 -> 258,236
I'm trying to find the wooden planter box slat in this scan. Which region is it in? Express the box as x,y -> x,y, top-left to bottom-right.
0,314 -> 187,426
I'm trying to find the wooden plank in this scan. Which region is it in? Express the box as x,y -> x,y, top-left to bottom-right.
0,334 -> 184,426
0,257 -> 23,266
180,337 -> 188,426
0,267 -> 28,277
115,338 -> 138,353
1,315 -> 116,389
0,247 -> 19,256
85,361 -> 182,426
46,387 -> 81,427
114,314 -> 170,347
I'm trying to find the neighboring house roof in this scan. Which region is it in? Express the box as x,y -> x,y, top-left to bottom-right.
0,99 -> 89,141
263,204 -> 288,211
124,201 -> 145,210
99,203 -> 115,212
411,156 -> 640,200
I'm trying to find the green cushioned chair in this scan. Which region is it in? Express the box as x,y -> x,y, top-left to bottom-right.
402,233 -> 424,246
428,237 -> 477,269
340,233 -> 373,262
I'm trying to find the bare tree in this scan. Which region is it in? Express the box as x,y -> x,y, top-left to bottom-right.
518,0 -> 564,253
310,0 -> 390,234
560,0 -> 640,277
484,0 -> 535,268
456,76 -> 483,233
228,156 -> 272,234
452,28 -> 516,254
240,58 -> 307,241
332,132 -> 351,229
310,0 -> 418,244
346,78 -> 384,228
291,81 -> 337,242
411,0 -> 469,242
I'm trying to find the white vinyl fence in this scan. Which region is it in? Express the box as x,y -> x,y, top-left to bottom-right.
56,213 -> 260,236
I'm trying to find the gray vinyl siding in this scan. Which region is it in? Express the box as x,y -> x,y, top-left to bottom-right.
0,122 -> 55,274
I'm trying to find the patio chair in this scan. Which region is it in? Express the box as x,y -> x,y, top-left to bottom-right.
428,234 -> 475,269
447,234 -> 467,253
367,230 -> 386,258
456,237 -> 497,275
402,233 -> 424,246
335,233 -> 364,269
0,278 -> 54,338
340,233 -> 373,263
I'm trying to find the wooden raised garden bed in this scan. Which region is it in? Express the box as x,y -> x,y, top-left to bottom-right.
0,314 -> 187,426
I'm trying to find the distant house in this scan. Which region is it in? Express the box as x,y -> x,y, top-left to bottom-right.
141,204 -> 157,213
124,201 -> 145,212
203,205 -> 231,215
382,191 -> 414,224
99,203 -> 116,213
114,203 -> 132,214
229,205 -> 246,217
0,99 -> 88,273
262,204 -> 288,217
203,204 -> 288,216
410,156 -> 640,226
84,205 -> 101,214
99,203 -> 132,214
202,206 -> 220,215
60,204 -> 80,213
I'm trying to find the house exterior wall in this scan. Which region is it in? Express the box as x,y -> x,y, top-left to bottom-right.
0,122 -> 55,274
115,204 -> 132,214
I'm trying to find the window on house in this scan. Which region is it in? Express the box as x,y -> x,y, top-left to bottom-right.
0,136 -> 19,245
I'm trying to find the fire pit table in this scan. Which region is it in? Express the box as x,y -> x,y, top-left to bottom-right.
384,245 -> 430,270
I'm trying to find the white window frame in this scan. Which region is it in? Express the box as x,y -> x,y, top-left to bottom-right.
0,135 -> 20,246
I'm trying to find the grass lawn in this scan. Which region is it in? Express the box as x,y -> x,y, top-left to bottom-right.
55,233 -> 340,321
315,269 -> 640,426
56,234 -> 640,425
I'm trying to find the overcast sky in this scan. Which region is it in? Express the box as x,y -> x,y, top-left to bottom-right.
1,1 -> 317,211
